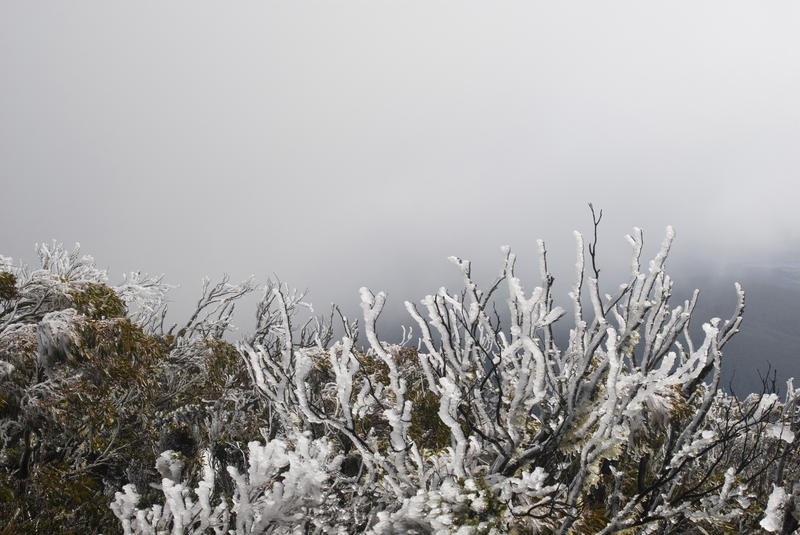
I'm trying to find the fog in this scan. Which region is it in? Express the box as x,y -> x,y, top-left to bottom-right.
2,2 -> 800,393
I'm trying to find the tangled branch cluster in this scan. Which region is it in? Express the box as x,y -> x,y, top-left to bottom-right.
1,228 -> 799,534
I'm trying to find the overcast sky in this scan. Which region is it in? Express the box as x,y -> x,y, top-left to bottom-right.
2,2 -> 800,392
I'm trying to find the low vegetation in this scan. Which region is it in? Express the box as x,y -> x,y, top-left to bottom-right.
0,226 -> 798,534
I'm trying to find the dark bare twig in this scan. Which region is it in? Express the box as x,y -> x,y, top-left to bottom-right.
587,202 -> 603,280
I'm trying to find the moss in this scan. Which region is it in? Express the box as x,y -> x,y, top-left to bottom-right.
70,282 -> 126,320
0,271 -> 17,300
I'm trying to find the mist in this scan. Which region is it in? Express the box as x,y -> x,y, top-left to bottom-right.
2,2 -> 800,394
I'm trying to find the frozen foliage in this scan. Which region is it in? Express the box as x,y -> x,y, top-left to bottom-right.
115,271 -> 173,332
111,431 -> 341,534
370,478 -> 505,535
0,241 -> 172,331
760,485 -> 789,532
3,229 -> 800,533
115,225 -> 800,534
0,242 -> 263,532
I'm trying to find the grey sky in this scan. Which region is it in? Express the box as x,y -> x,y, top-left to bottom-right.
2,2 -> 800,391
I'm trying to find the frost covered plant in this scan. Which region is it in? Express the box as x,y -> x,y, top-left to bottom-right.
0,242 -> 171,330
212,224 -> 799,533
4,225 -> 799,534
370,477 -> 507,535
111,431 -> 343,534
0,243 -> 262,533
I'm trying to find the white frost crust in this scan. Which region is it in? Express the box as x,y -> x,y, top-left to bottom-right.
760,485 -> 788,532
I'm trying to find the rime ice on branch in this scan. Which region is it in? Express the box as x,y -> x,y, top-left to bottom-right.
106,228 -> 800,534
